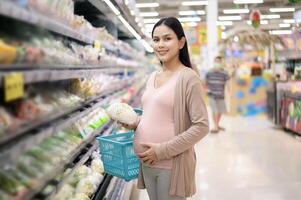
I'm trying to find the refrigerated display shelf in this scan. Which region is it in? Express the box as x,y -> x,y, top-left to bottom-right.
0,1 -> 93,44
0,66 -> 140,87
18,126 -> 105,200
40,141 -> 99,200
91,174 -> 113,200
0,77 -> 137,148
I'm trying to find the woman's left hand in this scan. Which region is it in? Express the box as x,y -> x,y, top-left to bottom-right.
137,143 -> 159,165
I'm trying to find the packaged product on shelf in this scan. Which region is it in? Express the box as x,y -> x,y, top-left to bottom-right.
3,166 -> 38,189
0,169 -> 27,195
17,154 -> 52,178
106,102 -> 138,125
73,193 -> 90,200
0,40 -> 17,64
0,190 -> 11,200
0,107 -> 14,134
25,146 -> 58,164
75,178 -> 96,196
52,184 -> 74,200
91,157 -> 104,175
15,99 -> 41,121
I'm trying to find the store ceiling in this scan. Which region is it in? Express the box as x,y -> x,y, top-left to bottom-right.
135,0 -> 301,35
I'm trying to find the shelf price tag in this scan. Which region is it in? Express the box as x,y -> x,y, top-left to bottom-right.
94,40 -> 102,51
4,73 -> 24,102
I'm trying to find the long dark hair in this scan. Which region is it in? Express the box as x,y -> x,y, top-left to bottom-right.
151,17 -> 192,69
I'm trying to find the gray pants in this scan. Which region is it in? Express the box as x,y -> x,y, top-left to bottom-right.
142,165 -> 186,200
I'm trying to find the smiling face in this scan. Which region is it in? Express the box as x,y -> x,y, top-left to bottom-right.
152,25 -> 185,64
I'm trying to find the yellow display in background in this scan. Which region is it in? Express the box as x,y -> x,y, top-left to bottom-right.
4,73 -> 24,102
197,25 -> 222,45
218,26 -> 222,41
190,45 -> 201,56
198,25 -> 207,45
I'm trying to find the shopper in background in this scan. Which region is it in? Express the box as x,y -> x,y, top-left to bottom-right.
123,17 -> 209,200
205,56 -> 230,133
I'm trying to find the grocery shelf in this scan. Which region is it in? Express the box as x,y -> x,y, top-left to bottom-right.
0,77 -> 136,149
91,174 -> 113,200
21,125 -> 105,200
0,1 -> 93,44
40,141 -> 99,200
0,65 -> 141,87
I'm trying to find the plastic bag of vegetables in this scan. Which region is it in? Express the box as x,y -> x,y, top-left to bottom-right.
106,103 -> 138,125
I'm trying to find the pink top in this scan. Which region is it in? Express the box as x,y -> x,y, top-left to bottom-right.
134,70 -> 180,169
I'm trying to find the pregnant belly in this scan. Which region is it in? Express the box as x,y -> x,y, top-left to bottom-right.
133,133 -> 147,155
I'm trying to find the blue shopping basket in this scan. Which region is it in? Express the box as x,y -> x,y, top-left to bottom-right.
97,108 -> 142,181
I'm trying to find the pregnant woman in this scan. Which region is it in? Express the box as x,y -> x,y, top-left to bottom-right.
124,17 -> 209,200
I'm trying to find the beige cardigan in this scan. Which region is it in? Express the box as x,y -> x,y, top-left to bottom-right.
137,67 -> 209,198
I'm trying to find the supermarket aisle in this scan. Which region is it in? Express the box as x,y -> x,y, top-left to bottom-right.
138,115 -> 301,200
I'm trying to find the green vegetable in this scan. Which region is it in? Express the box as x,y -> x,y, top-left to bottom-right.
0,170 -> 23,194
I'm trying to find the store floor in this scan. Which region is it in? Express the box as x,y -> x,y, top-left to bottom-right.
136,115 -> 301,200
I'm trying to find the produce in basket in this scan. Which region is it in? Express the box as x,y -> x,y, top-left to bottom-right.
106,103 -> 138,125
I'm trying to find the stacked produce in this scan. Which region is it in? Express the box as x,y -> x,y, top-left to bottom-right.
53,154 -> 104,200
0,108 -> 109,199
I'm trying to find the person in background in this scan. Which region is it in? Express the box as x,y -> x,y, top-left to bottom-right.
123,17 -> 209,200
206,56 -> 230,133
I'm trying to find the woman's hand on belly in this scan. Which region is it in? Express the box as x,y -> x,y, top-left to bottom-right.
137,143 -> 159,165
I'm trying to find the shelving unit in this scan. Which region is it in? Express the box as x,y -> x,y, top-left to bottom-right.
0,0 -> 148,199
0,1 -> 92,44
280,91 -> 301,135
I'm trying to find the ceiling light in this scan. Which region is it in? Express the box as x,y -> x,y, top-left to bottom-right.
261,14 -> 281,19
179,10 -> 205,16
140,12 -> 159,17
269,8 -> 295,13
182,1 -> 208,6
217,21 -> 233,26
140,39 -> 153,53
279,23 -> 291,28
144,18 -> 160,24
223,9 -> 249,14
218,15 -> 242,21
118,15 -> 141,40
260,20 -> 268,24
103,0 -> 120,15
269,30 -> 292,35
179,17 -> 201,22
283,19 -> 295,24
234,36 -> 239,42
187,22 -> 199,27
234,0 -> 263,4
136,3 -> 159,8
247,20 -> 268,25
